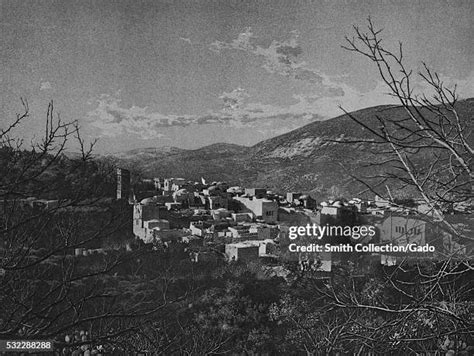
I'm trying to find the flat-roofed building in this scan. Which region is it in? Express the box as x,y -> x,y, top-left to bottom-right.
234,196 -> 278,223
245,188 -> 267,198
225,242 -> 259,262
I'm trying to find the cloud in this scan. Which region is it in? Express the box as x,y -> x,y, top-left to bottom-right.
88,94 -> 209,139
87,90 -> 329,140
87,76 -> 412,141
179,37 -> 192,44
210,27 -> 255,52
210,28 -> 343,94
40,81 -> 53,90
219,87 -> 250,111
87,68 -> 474,142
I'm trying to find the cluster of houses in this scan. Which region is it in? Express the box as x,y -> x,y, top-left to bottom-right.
122,171 -> 472,271
131,179 -> 282,262
3,168 -> 470,270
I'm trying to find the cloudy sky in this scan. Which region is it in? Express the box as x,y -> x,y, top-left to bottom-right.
1,0 -> 473,153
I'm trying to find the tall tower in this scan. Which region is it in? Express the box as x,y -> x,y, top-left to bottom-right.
116,168 -> 130,200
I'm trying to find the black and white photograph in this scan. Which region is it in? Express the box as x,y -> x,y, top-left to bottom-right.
1,0 -> 473,354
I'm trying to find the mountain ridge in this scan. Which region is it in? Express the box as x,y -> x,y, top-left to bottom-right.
106,99 -> 474,200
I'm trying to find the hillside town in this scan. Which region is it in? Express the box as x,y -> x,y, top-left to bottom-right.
117,168 -> 472,275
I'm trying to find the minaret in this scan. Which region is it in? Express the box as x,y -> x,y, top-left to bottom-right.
116,168 -> 130,200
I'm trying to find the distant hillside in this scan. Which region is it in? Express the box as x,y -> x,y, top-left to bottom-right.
107,143 -> 251,183
112,146 -> 187,160
107,99 -> 474,200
